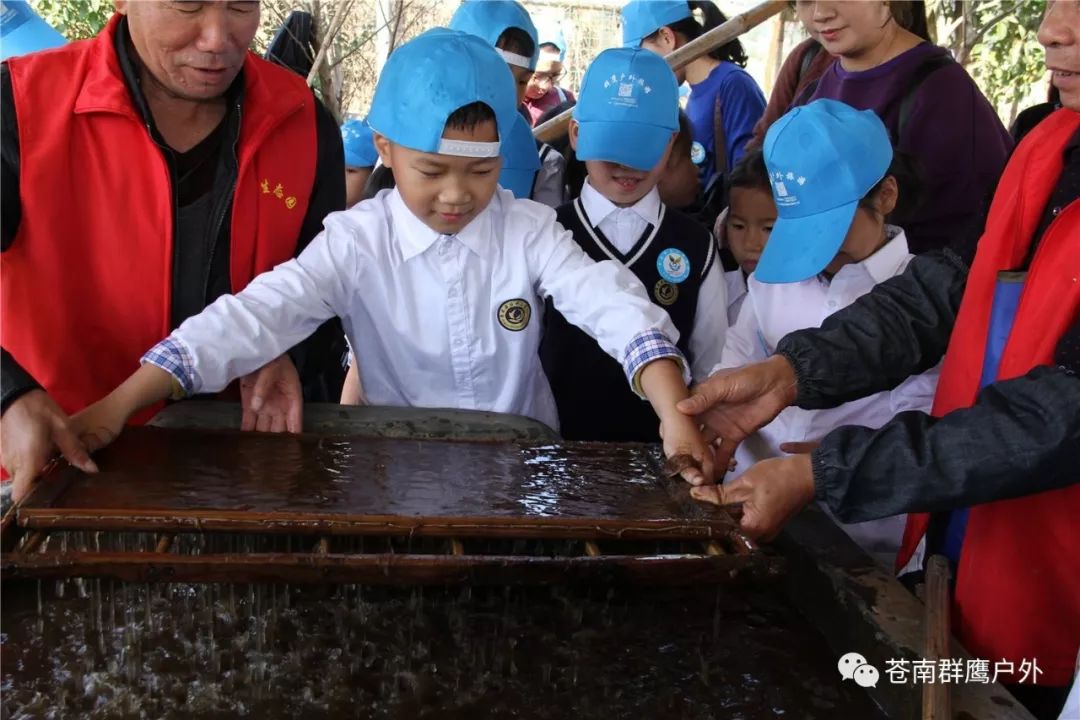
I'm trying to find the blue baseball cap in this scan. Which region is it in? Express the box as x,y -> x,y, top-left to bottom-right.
499,113 -> 541,198
754,99 -> 894,284
449,0 -> 539,70
0,0 -> 65,61
573,47 -> 679,172
620,0 -> 691,48
341,118 -> 378,169
366,28 -> 519,159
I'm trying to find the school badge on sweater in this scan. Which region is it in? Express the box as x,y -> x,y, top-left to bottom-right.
657,248 -> 691,284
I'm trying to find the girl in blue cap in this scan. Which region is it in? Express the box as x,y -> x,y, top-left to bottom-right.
70,28 -> 717,486
717,99 -> 939,565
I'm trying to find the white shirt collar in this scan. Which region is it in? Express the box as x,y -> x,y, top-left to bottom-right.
388,188 -> 493,261
579,180 -> 661,229
856,225 -> 910,285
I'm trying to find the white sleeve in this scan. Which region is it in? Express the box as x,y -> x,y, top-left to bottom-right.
527,210 -> 681,360
716,287 -> 768,373
688,253 -> 729,382
888,363 -> 941,415
171,222 -> 359,394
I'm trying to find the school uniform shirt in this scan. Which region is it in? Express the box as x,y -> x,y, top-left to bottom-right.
719,227 -> 938,557
539,182 -> 726,441
144,188 -> 687,431
723,267 -> 748,327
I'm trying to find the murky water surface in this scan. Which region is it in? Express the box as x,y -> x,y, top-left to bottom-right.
1,579 -> 884,720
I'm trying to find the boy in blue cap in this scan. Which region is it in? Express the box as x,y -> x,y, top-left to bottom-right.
718,99 -> 938,562
71,29 -> 716,485
340,118 -> 378,208
540,47 -> 728,443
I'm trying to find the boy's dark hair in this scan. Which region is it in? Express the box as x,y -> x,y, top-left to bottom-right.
538,41 -> 561,54
646,1 -> 748,67
445,101 -> 498,131
496,27 -> 537,63
672,109 -> 694,159
727,147 -> 770,193
859,150 -> 923,224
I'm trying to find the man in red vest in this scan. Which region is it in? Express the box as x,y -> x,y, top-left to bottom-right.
0,2 -> 346,501
680,2 -> 1078,718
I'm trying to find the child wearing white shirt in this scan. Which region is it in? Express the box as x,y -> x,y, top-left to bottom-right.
540,47 -> 728,442
718,100 -> 939,562
71,28 -> 716,485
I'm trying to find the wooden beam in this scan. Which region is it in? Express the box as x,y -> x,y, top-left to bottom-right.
922,555 -> 952,720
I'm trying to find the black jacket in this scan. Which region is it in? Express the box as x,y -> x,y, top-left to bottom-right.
1,19 -> 346,412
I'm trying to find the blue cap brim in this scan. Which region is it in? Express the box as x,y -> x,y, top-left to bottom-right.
576,120 -> 673,172
499,169 -> 536,199
754,200 -> 858,283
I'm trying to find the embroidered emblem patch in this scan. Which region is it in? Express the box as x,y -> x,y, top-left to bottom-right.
657,248 -> 691,284
690,141 -> 706,166
654,280 -> 678,306
497,299 -> 531,332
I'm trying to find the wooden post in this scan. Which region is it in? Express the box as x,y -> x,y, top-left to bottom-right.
534,0 -> 787,143
923,555 -> 951,720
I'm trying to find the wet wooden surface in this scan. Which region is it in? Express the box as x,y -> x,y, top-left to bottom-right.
18,427 -> 737,540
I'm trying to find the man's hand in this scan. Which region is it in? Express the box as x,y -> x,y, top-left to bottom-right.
240,354 -> 303,433
1,390 -> 97,503
676,355 -> 799,471
689,454 -> 815,540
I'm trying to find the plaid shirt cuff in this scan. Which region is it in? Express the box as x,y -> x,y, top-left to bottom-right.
623,329 -> 690,398
141,338 -> 196,398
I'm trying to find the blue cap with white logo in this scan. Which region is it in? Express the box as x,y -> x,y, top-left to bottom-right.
366,28 -> 519,159
499,114 -> 541,199
341,118 -> 378,169
573,47 -> 679,172
754,99 -> 893,284
449,0 -> 539,70
620,0 -> 691,48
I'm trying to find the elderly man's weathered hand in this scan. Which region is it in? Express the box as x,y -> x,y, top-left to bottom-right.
676,355 -> 799,472
1,390 -> 98,503
240,354 -> 303,433
689,454 -> 815,540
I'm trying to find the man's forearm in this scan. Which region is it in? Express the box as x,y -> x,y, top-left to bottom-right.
811,366 -> 1080,523
777,249 -> 968,410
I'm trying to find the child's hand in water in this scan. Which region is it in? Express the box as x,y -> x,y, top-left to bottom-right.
659,411 -> 716,486
70,395 -> 130,455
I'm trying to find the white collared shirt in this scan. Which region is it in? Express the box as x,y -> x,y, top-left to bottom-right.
719,228 -> 938,460
150,188 -> 685,430
719,227 -> 939,558
579,182 -> 728,381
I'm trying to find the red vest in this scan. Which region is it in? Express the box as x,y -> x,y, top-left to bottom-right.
898,109 -> 1080,686
2,15 -> 317,419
